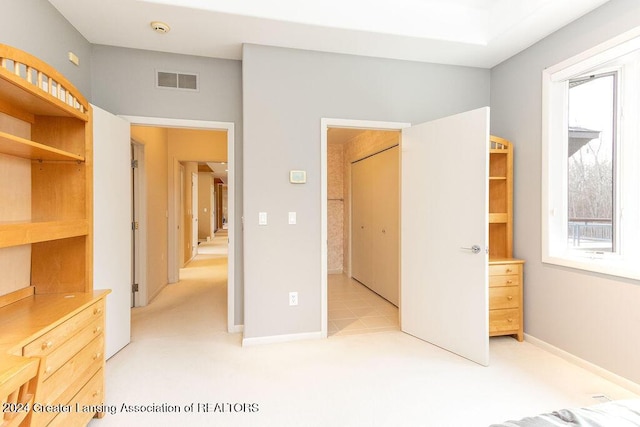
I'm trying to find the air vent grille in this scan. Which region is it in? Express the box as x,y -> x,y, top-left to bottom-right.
156,71 -> 198,91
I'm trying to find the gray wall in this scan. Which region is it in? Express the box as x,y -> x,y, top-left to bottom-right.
90,45 -> 245,326
1,0 -> 92,97
490,0 -> 640,384
242,44 -> 490,339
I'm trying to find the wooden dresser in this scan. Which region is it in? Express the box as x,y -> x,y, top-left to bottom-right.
488,136 -> 524,341
0,44 -> 108,426
0,290 -> 109,427
489,259 -> 524,341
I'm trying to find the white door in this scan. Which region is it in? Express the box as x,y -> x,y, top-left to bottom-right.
351,158 -> 373,285
92,104 -> 132,359
371,146 -> 399,306
401,107 -> 489,366
191,172 -> 198,259
214,184 -> 216,237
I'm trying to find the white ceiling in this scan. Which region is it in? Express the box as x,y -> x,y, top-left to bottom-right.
206,162 -> 228,184
48,0 -> 610,68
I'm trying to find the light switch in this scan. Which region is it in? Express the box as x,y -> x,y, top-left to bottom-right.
259,212 -> 268,225
288,212 -> 296,225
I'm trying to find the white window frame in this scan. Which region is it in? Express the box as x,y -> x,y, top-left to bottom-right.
542,26 -> 640,280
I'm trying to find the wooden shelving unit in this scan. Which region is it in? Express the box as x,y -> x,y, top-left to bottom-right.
488,135 -> 524,341
0,44 -> 108,427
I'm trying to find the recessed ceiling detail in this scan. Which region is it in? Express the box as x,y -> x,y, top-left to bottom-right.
48,0 -> 610,68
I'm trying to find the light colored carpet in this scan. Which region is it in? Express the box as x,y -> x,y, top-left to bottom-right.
90,238 -> 638,427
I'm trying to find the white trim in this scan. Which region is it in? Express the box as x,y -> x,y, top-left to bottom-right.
546,26 -> 640,82
320,118 -> 410,340
525,334 -> 640,395
229,324 -> 244,334
541,27 -> 640,280
242,331 -> 323,347
119,115 -> 237,333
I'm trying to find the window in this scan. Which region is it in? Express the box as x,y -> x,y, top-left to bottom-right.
542,28 -> 640,279
567,71 -> 616,254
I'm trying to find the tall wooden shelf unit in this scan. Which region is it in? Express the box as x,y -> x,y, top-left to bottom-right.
488,135 -> 524,341
0,44 -> 109,426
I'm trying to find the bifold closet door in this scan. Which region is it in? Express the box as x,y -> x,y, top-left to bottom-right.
371,147 -> 399,306
351,147 -> 399,306
351,157 -> 374,287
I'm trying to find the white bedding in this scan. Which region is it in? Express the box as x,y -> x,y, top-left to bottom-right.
490,399 -> 640,427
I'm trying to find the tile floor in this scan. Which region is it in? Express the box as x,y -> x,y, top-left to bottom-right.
328,274 -> 399,336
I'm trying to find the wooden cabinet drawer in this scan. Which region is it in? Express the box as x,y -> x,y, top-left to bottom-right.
23,300 -> 104,358
489,286 -> 519,310
40,316 -> 104,381
31,349 -> 104,427
37,335 -> 103,408
489,263 -> 521,276
489,308 -> 520,334
48,369 -> 104,427
489,273 -> 520,288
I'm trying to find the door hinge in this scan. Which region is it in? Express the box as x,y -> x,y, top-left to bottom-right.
131,159 -> 139,169
132,283 -> 139,292
132,221 -> 139,230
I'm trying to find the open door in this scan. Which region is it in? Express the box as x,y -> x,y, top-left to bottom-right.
93,104 -> 132,359
401,107 -> 489,366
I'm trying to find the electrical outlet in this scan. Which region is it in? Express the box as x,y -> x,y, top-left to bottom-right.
289,292 -> 298,306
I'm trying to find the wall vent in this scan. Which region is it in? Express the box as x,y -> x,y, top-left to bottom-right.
156,70 -> 198,91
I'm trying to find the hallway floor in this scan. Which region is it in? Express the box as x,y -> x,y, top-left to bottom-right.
328,274 -> 399,336
90,238 -> 638,427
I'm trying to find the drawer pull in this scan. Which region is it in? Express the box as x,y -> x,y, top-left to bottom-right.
93,390 -> 101,398
92,352 -> 102,360
506,280 -> 513,284
45,366 -> 53,374
507,296 -> 513,301
42,340 -> 53,350
505,268 -> 512,273
93,326 -> 102,334
508,318 -> 513,323
93,307 -> 103,315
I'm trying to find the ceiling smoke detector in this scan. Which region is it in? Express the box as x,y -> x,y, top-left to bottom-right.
150,21 -> 170,34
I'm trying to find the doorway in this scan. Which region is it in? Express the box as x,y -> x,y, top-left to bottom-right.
322,109 -> 491,367
322,119 -> 409,338
121,115 -> 237,333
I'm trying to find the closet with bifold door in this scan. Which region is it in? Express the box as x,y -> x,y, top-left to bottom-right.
351,145 -> 399,306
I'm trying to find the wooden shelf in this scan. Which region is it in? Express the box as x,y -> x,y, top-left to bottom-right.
489,213 -> 508,223
0,220 -> 89,248
0,131 -> 84,161
0,59 -> 88,123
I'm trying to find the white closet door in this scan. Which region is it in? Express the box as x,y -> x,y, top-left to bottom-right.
401,107 -> 489,366
372,146 -> 399,306
93,105 -> 132,359
351,157 -> 373,286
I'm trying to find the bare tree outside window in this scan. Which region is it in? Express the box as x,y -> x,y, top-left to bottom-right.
567,72 -> 616,252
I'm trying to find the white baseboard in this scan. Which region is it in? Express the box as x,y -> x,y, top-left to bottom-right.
242,331 -> 323,347
525,334 -> 640,395
228,324 -> 244,334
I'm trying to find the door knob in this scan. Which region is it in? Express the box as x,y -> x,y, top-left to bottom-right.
460,245 -> 482,254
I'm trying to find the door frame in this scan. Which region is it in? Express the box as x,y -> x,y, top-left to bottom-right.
119,116 -> 236,333
131,140 -> 148,307
320,118 -> 410,338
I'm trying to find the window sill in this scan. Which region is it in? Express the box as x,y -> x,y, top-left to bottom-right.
542,253 -> 640,281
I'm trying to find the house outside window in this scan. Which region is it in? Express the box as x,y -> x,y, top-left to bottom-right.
542,28 -> 640,279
